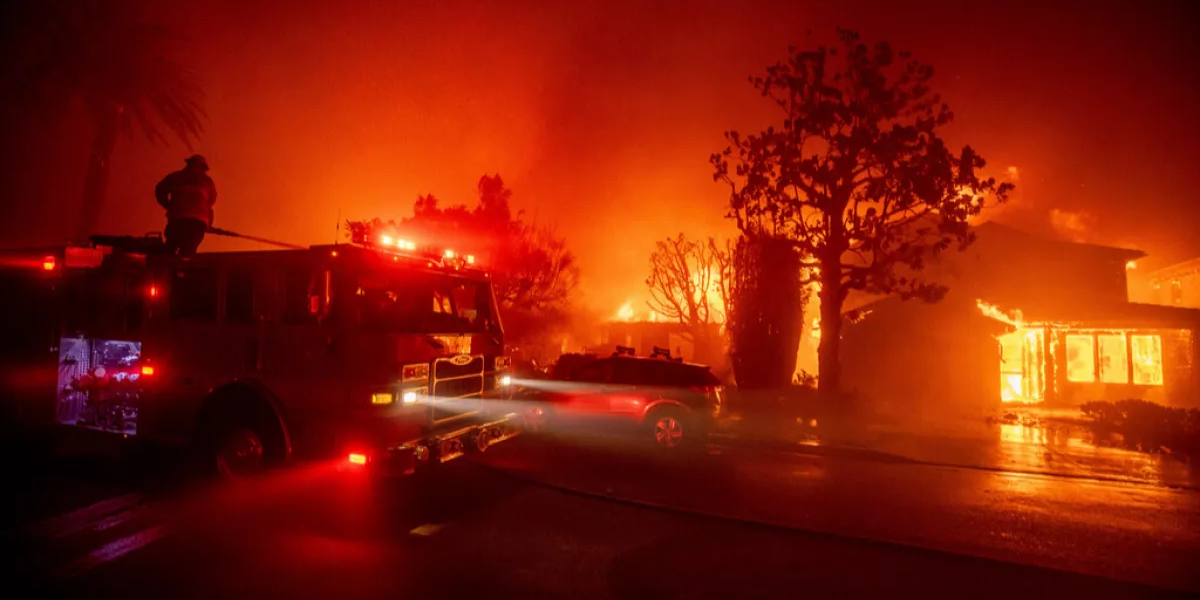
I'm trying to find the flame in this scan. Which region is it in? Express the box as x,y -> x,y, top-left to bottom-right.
1125,260 -> 1137,270
976,299 -> 1024,327
615,301 -> 634,322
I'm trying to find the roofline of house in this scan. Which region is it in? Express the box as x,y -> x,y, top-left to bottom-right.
1148,256 -> 1200,280
976,221 -> 1146,260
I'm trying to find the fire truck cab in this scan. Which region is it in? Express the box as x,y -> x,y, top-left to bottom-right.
1,235 -> 520,476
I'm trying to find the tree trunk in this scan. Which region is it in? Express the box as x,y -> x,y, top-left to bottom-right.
816,261 -> 843,401
76,107 -> 120,242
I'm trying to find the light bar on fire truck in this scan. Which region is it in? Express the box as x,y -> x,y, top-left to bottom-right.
350,230 -> 480,271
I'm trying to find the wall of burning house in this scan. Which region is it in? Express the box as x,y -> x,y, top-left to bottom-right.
1049,327 -> 1197,408
840,294 -> 1006,418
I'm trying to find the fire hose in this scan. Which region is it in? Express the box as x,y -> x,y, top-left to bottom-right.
206,226 -> 306,250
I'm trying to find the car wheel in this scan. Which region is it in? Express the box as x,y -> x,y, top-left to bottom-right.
523,405 -> 546,434
647,409 -> 690,451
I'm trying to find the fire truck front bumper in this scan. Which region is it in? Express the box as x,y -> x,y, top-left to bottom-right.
343,409 -> 525,477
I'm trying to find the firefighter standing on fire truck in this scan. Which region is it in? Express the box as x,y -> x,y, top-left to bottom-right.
155,154 -> 217,256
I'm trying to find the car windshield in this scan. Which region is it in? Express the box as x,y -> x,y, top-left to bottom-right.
354,269 -> 494,334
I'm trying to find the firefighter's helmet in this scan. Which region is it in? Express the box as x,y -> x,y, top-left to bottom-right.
185,154 -> 209,170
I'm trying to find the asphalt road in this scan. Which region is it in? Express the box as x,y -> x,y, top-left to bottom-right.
3,433 -> 1197,600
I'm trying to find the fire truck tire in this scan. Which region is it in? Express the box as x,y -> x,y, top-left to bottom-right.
197,388 -> 289,479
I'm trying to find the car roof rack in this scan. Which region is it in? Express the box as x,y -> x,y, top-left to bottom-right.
651,346 -> 683,362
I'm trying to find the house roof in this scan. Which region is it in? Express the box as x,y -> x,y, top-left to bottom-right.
973,221 -> 1146,261
990,299 -> 1200,329
1147,256 -> 1200,281
851,293 -> 1200,331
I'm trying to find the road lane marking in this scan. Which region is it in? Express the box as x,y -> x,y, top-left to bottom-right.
53,523 -> 174,579
21,493 -> 143,540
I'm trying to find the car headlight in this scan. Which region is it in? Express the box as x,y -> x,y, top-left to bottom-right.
402,390 -> 419,405
499,375 -> 512,387
371,392 -> 394,405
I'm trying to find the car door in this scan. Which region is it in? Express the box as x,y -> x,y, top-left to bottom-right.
604,358 -> 654,418
556,358 -> 615,420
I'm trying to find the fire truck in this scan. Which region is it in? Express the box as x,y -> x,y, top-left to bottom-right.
0,231 -> 521,477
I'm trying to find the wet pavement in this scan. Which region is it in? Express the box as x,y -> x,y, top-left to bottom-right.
724,409 -> 1200,489
479,432 -> 1200,592
4,432 -> 1199,599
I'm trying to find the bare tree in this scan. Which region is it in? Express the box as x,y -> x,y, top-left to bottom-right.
711,30 -> 1012,398
645,234 -> 728,363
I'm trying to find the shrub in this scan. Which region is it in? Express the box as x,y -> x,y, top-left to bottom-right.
1080,399 -> 1200,457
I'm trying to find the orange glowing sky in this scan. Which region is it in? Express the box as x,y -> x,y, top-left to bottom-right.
2,0 -> 1198,311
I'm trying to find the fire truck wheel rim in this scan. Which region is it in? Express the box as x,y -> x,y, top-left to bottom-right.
217,427 -> 264,476
654,416 -> 684,448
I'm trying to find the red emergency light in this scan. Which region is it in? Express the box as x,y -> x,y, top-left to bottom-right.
42,256 -> 56,271
351,228 -> 483,270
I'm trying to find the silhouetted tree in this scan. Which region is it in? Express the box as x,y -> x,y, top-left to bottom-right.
712,30 -> 1012,398
12,0 -> 206,240
645,233 -> 725,364
346,175 -> 579,344
720,235 -> 806,389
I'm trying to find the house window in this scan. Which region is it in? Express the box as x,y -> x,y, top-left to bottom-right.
1097,334 -> 1129,384
1064,334 -> 1095,382
1131,335 -> 1164,385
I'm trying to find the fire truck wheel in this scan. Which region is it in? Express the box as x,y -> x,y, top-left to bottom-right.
198,388 -> 289,480
214,425 -> 265,479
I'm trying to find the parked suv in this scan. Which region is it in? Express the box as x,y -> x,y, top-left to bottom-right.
531,349 -> 724,450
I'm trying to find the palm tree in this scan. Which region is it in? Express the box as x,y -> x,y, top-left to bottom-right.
15,0 -> 206,240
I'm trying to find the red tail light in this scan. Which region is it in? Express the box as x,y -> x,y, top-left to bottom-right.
348,453 -> 368,465
141,366 -> 155,376
42,256 -> 57,271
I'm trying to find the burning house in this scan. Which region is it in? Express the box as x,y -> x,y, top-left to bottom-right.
600,320 -> 722,364
841,223 -> 1200,412
1131,256 -> 1200,309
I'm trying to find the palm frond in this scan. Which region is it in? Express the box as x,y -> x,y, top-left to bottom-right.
16,0 -> 206,147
